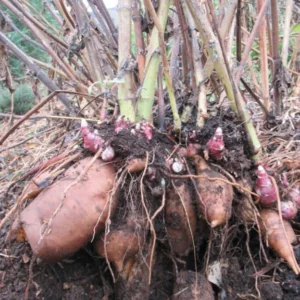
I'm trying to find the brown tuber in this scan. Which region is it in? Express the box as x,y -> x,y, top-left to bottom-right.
165,181 -> 197,256
172,271 -> 214,300
93,230 -> 141,276
126,158 -> 147,173
194,156 -> 233,227
236,178 -> 256,223
259,209 -> 300,274
13,157 -> 118,262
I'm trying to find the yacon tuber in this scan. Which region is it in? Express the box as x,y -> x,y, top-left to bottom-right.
165,181 -> 197,256
13,157 -> 118,262
259,209 -> 300,274
194,156 -> 233,227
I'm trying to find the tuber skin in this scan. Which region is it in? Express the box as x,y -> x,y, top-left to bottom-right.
114,253 -> 150,300
259,209 -> 300,274
94,229 -> 149,300
194,156 -> 233,227
280,200 -> 297,220
255,166 -> 277,208
206,127 -> 225,160
178,143 -> 201,158
172,271 -> 214,300
13,157 -> 118,262
81,119 -> 104,153
94,230 -> 141,275
165,181 -> 197,256
236,178 -> 256,223
126,158 -> 146,173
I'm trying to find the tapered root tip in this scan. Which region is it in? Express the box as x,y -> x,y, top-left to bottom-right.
286,257 -> 300,275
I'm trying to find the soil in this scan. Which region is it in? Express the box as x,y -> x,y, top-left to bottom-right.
1,113 -> 300,300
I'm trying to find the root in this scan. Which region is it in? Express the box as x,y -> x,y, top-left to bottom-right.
244,222 -> 261,299
91,167 -> 125,243
172,180 -> 198,290
139,151 -> 157,285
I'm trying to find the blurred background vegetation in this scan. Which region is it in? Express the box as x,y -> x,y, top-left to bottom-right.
0,0 -> 57,114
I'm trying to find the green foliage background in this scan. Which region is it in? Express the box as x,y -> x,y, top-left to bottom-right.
0,0 -> 58,78
0,85 -> 35,114
0,0 -> 59,114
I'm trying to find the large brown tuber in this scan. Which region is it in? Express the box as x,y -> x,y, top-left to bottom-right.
259,209 -> 300,274
13,157 -> 118,262
165,181 -> 197,256
194,156 -> 233,227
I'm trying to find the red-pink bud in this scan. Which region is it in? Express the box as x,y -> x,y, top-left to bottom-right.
114,117 -> 129,133
206,127 -> 225,160
281,200 -> 297,220
101,145 -> 115,162
81,120 -> 104,153
289,186 -> 300,208
188,130 -> 198,143
146,167 -> 156,181
81,119 -> 90,136
255,166 -> 277,207
141,122 -> 153,141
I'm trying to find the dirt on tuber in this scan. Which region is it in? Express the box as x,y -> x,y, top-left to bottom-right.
259,209 -> 300,274
165,181 -> 197,256
194,156 -> 233,227
12,157 -> 118,262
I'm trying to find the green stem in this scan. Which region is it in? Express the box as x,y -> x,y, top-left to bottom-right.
187,0 -> 261,158
182,1 -> 207,127
136,0 -> 172,124
118,0 -> 136,122
186,0 -> 238,114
